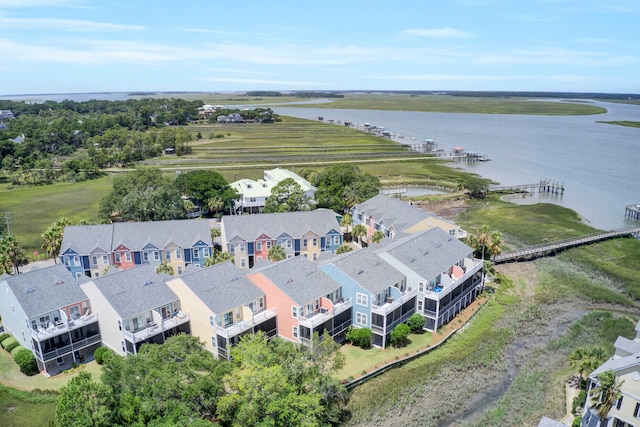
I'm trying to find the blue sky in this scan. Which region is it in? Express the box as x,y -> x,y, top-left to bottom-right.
1,0 -> 638,95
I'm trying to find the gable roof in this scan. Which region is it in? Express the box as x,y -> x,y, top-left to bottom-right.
263,168 -> 316,193
254,256 -> 339,305
326,248 -> 405,295
222,209 -> 340,242
353,194 -> 442,231
86,265 -> 177,319
177,262 -> 264,314
3,264 -> 89,317
377,227 -> 472,280
61,219 -> 212,254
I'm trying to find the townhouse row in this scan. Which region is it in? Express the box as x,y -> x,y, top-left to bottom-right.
0,226 -> 482,377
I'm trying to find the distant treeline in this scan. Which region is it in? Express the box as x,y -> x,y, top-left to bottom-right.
245,91 -> 345,98
344,90 -> 640,100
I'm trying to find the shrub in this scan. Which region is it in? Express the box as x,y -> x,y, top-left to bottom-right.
11,345 -> 25,356
0,333 -> 10,344
14,348 -> 38,376
2,337 -> 18,351
94,347 -> 114,365
407,313 -> 425,333
390,324 -> 411,347
5,341 -> 20,353
346,327 -> 372,349
572,389 -> 587,414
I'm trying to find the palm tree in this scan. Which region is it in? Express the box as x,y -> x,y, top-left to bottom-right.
156,262 -> 174,275
207,195 -> 224,217
0,235 -> 25,274
340,213 -> 353,236
352,224 -> 367,246
335,245 -> 353,254
268,245 -> 286,262
41,227 -> 61,263
204,250 -> 234,266
589,370 -> 624,426
371,230 -> 385,244
570,347 -> 608,380
488,231 -> 503,262
474,225 -> 490,260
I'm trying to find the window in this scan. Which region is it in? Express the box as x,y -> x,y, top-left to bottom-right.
303,239 -> 307,247
292,326 -> 298,339
177,266 -> 183,274
64,257 -> 70,266
259,297 -> 264,309
165,250 -> 171,260
118,320 -> 122,331
94,272 -> 100,278
355,312 -> 368,326
209,315 -> 215,327
125,252 -> 131,262
449,229 -> 456,236
193,248 -> 200,259
256,242 -> 262,251
419,282 -> 424,292
356,293 -> 368,306
417,300 -> 423,312
211,336 -> 217,347
312,253 -> 318,261
143,252 -> 149,262
239,243 -> 245,252
312,238 -> 317,246
73,256 -> 79,265
287,240 -> 292,248
154,251 -> 160,261
75,272 -> 83,279
203,248 -> 210,258
292,306 -> 298,318
92,256 -> 98,265
266,241 -> 271,250
223,312 -> 233,327
634,402 -> 640,418
102,255 -> 108,264
615,396 -> 623,410
334,236 -> 340,245
240,258 -> 246,268
176,250 -> 182,259
115,253 -> 121,263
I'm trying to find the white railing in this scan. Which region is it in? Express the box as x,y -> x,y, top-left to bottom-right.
299,298 -> 352,329
424,261 -> 483,298
216,310 -> 276,339
31,313 -> 99,342
123,312 -> 190,343
371,287 -> 418,316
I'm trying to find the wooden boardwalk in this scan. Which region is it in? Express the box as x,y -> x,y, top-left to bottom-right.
494,227 -> 640,264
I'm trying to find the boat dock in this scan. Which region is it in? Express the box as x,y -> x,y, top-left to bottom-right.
625,204 -> 640,220
489,179 -> 565,195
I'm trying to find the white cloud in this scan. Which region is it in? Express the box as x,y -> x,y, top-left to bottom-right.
473,48 -> 639,67
403,28 -> 474,38
0,16 -> 143,31
198,77 -> 327,86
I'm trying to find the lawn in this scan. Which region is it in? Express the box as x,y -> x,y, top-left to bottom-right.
0,176 -> 113,254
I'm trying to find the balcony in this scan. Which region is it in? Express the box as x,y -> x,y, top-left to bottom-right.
298,298 -> 352,330
371,287 -> 418,316
123,311 -> 190,344
31,313 -> 99,342
216,309 -> 276,339
424,261 -> 483,298
35,334 -> 102,363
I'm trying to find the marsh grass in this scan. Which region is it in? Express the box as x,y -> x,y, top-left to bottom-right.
0,384 -> 57,427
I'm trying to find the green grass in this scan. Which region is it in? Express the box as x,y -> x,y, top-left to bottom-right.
288,94 -> 607,115
596,120 -> 640,128
0,177 -> 112,254
0,384 -> 58,427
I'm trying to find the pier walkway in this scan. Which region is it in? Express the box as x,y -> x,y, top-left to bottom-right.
489,179 -> 565,195
494,227 -> 640,264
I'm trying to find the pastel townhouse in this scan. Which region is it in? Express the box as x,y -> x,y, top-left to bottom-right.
60,219 -> 213,277
247,256 -> 352,344
79,265 -> 190,356
0,264 -> 101,376
320,248 -> 417,348
580,320 -> 640,427
351,194 -> 467,245
376,227 -> 483,331
165,262 -> 277,360
221,209 -> 343,269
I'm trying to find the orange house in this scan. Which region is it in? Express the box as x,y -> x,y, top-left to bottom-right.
112,245 -> 135,270
247,256 -> 352,344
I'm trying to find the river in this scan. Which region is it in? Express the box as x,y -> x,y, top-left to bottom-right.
274,101 -> 640,231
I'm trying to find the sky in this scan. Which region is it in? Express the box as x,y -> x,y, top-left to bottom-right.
0,0 -> 639,95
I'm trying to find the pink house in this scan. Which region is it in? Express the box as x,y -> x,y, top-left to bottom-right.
247,256 -> 352,344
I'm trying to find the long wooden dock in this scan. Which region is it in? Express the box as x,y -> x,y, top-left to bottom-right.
489,179 -> 565,195
494,227 -> 640,264
625,204 -> 640,220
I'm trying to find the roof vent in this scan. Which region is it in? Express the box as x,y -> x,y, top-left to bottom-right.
230,276 -> 240,282
423,251 -> 429,256
357,269 -> 364,275
54,279 -> 65,285
410,257 -> 416,263
144,280 -> 153,286
25,287 -> 37,294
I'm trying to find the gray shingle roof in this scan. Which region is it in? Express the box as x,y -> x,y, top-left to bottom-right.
614,336 -> 640,355
353,194 -> 438,231
88,265 -> 177,319
377,227 -> 472,280
61,219 -> 212,254
4,264 -> 89,317
256,256 -> 340,305
177,262 -> 264,314
222,209 -> 340,242
538,417 -> 566,427
328,248 -> 405,295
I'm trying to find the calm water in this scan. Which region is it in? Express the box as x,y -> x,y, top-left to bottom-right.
275,102 -> 640,230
